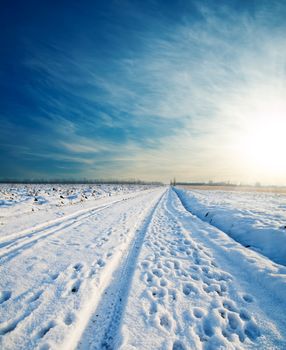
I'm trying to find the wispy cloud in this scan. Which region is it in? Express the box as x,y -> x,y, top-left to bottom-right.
2,0 -> 286,183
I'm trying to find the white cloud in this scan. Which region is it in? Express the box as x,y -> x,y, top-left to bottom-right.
20,1 -> 286,184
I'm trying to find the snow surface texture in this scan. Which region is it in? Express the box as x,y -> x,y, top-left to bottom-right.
0,186 -> 286,349
0,184 -> 154,240
175,188 -> 286,266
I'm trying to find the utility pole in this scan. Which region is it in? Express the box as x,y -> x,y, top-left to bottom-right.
170,178 -> 176,186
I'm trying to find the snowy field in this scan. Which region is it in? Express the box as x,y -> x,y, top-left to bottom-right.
0,185 -> 286,349
175,188 -> 286,265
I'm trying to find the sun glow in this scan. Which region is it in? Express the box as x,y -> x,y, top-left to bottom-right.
237,101 -> 286,182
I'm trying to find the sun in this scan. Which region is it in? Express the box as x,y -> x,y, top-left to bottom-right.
237,102 -> 286,180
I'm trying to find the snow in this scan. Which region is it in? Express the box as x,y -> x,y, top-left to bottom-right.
0,185 -> 286,349
118,189 -> 286,349
174,188 -> 286,266
0,184 -> 154,239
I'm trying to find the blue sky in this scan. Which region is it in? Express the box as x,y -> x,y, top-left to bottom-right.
1,0 -> 286,184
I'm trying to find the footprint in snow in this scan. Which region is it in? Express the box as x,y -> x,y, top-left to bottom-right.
37,320 -> 56,339
172,340 -> 186,350
73,263 -> 83,272
193,307 -> 205,319
96,258 -> 106,267
242,294 -> 254,303
0,290 -> 12,304
64,312 -> 75,326
71,280 -> 81,293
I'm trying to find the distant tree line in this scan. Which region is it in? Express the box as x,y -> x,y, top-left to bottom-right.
0,178 -> 163,185
173,181 -> 285,188
176,181 -> 237,186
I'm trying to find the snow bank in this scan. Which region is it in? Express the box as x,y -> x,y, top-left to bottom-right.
175,188 -> 286,266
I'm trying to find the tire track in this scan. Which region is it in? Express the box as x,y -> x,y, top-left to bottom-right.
76,191 -> 166,350
0,203 -> 119,263
0,190 -> 157,263
0,189 -> 166,350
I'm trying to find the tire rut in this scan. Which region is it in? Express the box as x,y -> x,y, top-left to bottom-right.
77,191 -> 166,350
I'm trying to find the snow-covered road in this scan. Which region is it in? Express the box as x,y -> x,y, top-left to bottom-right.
119,188 -> 286,350
1,187 -> 286,349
